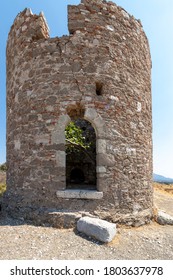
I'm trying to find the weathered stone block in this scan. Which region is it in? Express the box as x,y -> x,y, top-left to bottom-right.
96,166 -> 106,173
77,216 -> 117,242
56,151 -> 66,167
56,189 -> 103,200
156,211 -> 173,225
96,139 -> 106,154
14,140 -> 21,150
84,108 -> 98,122
97,153 -> 115,167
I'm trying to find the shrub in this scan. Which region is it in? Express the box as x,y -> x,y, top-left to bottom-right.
0,163 -> 7,172
0,183 -> 6,195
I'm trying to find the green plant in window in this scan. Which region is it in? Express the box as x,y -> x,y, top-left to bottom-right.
65,121 -> 95,163
65,121 -> 90,149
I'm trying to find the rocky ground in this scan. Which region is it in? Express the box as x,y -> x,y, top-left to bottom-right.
0,215 -> 173,260
0,179 -> 173,260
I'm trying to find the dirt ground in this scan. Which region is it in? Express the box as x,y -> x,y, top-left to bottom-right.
154,183 -> 173,216
0,178 -> 173,260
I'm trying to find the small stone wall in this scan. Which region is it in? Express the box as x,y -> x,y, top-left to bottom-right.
5,0 -> 153,226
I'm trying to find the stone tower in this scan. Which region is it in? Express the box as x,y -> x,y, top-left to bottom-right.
6,0 -> 153,227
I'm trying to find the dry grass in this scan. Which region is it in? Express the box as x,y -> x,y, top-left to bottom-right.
0,183 -> 6,195
0,171 -> 6,183
153,182 -> 173,196
0,171 -> 6,195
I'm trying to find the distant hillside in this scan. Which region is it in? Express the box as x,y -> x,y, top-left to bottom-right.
153,173 -> 173,183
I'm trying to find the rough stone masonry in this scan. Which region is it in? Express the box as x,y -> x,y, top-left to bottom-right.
5,0 -> 153,227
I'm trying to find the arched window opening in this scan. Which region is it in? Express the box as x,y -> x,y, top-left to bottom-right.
65,119 -> 96,190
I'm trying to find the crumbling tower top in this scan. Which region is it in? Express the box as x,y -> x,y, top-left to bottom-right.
7,8 -> 49,51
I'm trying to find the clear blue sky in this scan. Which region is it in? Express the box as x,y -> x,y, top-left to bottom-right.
0,0 -> 173,178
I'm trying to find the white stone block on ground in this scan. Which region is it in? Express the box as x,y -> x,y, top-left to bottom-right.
156,211 -> 173,225
77,216 -> 117,242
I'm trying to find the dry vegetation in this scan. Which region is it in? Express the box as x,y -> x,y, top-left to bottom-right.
153,182 -> 173,195
0,171 -> 6,195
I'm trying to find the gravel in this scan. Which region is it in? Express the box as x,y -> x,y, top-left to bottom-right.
0,187 -> 173,260
0,214 -> 173,260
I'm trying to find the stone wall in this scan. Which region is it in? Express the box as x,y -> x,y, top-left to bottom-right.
5,0 -> 153,226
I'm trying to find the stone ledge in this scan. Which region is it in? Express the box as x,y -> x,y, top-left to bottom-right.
56,189 -> 103,199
